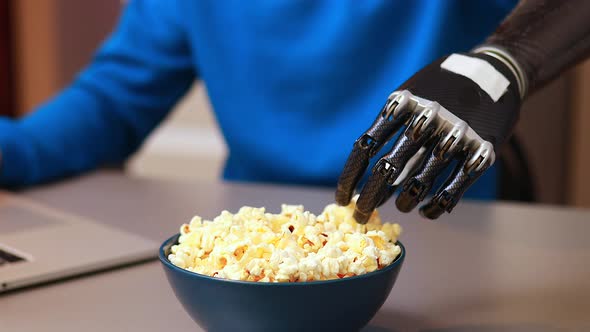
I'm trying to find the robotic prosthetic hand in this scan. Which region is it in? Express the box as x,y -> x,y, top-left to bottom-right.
336,49 -> 526,223
337,0 -> 590,223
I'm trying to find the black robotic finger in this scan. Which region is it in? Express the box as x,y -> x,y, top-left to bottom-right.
354,114 -> 435,224
335,94 -> 412,206
376,142 -> 431,208
419,150 -> 491,220
395,135 -> 458,213
335,135 -> 377,206
352,159 -> 394,224
376,183 -> 399,208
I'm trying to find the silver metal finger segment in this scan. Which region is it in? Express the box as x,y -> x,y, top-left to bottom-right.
466,141 -> 495,173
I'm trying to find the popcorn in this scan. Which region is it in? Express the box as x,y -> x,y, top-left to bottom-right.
168,195 -> 402,282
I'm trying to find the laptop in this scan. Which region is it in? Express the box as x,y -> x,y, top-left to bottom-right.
0,191 -> 158,293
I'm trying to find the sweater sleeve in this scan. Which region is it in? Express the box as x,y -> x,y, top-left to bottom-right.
0,0 -> 196,187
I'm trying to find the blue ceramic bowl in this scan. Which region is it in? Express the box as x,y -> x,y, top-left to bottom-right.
159,234 -> 405,332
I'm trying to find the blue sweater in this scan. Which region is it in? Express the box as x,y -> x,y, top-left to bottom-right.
0,0 -> 515,199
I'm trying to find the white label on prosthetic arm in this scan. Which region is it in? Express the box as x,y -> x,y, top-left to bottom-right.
440,54 -> 509,102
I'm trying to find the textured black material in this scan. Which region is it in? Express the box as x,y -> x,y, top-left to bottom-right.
353,165 -> 390,224
335,102 -> 409,206
484,0 -> 590,94
396,141 -> 454,213
420,153 -> 489,219
354,125 -> 432,224
399,53 -> 521,150
365,100 -> 411,147
335,140 -> 372,206
377,184 -> 400,208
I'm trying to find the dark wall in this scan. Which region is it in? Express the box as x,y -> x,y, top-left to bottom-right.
0,0 -> 14,117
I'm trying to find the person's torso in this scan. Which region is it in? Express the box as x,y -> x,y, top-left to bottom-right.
182,0 -> 516,199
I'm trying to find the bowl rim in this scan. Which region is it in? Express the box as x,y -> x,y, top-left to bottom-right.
159,233 -> 405,287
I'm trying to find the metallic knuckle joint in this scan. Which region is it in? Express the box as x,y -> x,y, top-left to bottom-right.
407,102 -> 439,141
466,141 -> 494,173
383,90 -> 412,120
386,89 -> 496,169
435,121 -> 467,160
405,178 -> 428,200
374,159 -> 397,185
355,134 -> 376,151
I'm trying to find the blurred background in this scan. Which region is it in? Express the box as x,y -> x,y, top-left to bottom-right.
1,0 -> 589,208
